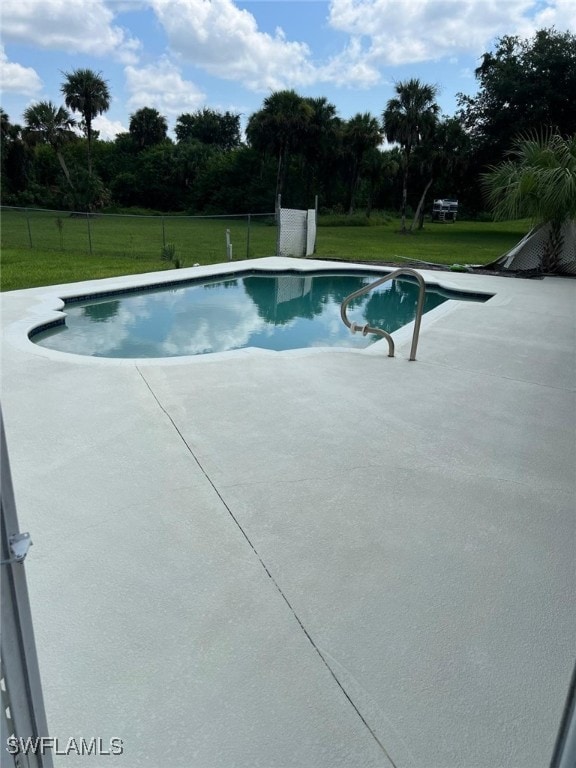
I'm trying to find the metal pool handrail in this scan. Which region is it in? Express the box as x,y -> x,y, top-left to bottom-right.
340,268 -> 427,361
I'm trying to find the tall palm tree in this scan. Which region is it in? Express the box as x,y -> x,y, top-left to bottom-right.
482,131 -> 576,272
23,101 -> 76,189
61,69 -> 110,176
301,97 -> 341,203
343,113 -> 383,214
246,90 -> 313,202
383,79 -> 440,231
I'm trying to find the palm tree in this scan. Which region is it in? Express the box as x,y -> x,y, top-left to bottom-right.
61,69 -> 110,176
301,97 -> 341,203
383,79 -> 440,231
343,113 -> 383,214
129,107 -> 168,150
482,131 -> 576,272
246,90 -> 313,202
23,101 -> 76,189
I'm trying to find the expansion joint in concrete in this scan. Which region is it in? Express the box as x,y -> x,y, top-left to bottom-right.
135,366 -> 399,768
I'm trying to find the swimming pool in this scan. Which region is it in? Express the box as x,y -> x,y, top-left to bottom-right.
31,269 -> 487,358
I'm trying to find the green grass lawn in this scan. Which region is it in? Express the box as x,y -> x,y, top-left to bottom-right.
0,248 -> 180,290
0,207 -> 531,291
315,218 -> 529,264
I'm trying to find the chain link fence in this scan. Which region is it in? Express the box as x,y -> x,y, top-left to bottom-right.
0,207 -> 278,264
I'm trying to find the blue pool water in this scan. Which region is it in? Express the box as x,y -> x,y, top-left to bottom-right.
32,270 -> 486,358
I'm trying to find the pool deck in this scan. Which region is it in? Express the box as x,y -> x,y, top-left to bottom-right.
1,256 -> 575,768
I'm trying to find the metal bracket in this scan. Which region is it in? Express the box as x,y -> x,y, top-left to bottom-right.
1,532 -> 32,565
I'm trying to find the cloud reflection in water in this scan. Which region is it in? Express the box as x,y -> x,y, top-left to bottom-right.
34,272 -> 448,358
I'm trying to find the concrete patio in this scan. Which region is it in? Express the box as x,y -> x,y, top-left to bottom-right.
1,257 -> 575,768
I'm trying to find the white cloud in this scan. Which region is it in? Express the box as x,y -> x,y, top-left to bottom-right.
125,57 -> 205,116
104,0 -> 149,10
317,37 -> 381,88
93,114 -> 128,140
0,46 -> 42,95
517,0 -> 576,36
327,0 -> 545,65
147,0 -> 574,95
1,0 -> 141,64
149,0 -> 318,91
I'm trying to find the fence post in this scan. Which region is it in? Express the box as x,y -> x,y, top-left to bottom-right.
314,195 -> 319,254
161,216 -> 166,248
276,195 -> 281,257
226,229 -> 233,261
86,213 -> 93,256
246,215 -> 251,259
25,209 -> 33,249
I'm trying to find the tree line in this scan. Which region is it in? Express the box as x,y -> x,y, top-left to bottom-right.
1,28 -> 575,222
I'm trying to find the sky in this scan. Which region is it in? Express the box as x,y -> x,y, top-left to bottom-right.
1,0 -> 575,141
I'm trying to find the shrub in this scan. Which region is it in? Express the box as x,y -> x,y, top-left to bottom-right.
160,242 -> 176,261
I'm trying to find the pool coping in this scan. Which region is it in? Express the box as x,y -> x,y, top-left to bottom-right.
4,256 -> 495,367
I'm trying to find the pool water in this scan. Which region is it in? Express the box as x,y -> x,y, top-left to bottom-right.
32,271 -> 481,358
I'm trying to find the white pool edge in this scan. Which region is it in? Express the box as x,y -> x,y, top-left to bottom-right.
3,256 -> 495,367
